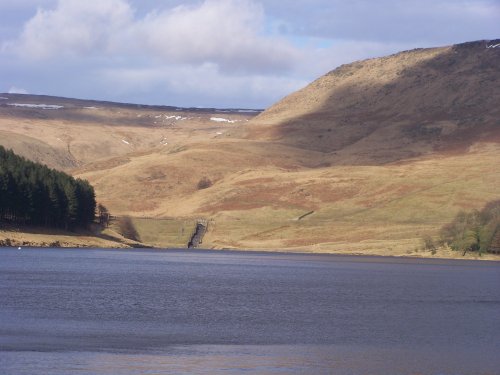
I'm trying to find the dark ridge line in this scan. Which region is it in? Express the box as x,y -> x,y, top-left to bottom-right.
0,93 -> 263,114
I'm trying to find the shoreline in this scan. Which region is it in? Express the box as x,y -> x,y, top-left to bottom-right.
1,240 -> 499,263
2,226 -> 499,262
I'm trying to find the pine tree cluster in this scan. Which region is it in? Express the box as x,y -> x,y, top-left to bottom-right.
0,146 -> 96,229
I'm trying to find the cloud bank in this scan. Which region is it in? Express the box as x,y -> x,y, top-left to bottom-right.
7,0 -> 296,74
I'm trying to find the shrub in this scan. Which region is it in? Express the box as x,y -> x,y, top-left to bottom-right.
117,216 -> 140,242
439,200 -> 500,254
422,235 -> 437,254
197,177 -> 213,190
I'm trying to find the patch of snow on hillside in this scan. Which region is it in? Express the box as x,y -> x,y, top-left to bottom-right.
210,117 -> 236,123
0,97 -> 8,100
486,43 -> 500,49
165,115 -> 187,120
8,103 -> 64,109
122,139 -> 130,145
84,106 -> 98,110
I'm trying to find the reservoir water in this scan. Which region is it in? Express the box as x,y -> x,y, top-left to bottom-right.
0,248 -> 499,374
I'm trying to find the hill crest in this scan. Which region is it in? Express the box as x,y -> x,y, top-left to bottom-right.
248,39 -> 500,164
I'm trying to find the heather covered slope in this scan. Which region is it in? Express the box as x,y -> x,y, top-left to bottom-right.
248,40 -> 500,165
0,94 -> 259,170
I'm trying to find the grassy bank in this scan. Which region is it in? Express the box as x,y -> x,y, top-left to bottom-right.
2,224 -> 499,261
0,223 -> 144,249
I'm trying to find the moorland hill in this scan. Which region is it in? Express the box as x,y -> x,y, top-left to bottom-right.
249,39 -> 500,165
1,39 -> 499,258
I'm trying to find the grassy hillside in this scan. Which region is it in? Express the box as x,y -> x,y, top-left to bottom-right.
1,40 -> 499,258
249,40 -> 500,164
0,94 -> 258,170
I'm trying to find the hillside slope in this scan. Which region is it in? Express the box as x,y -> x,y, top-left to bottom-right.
1,40 -> 499,257
0,94 -> 259,170
248,40 -> 500,165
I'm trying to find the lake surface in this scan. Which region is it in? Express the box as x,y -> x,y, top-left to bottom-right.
0,248 -> 499,374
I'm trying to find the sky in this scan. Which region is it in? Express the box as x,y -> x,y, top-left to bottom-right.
0,0 -> 498,108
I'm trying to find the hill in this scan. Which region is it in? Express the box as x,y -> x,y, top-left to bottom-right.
0,94 -> 260,170
1,40 -> 499,258
247,40 -> 500,164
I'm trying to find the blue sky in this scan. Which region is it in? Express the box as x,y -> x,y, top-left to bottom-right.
1,0 -> 498,108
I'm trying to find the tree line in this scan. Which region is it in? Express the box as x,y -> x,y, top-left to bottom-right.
424,200 -> 500,255
0,146 -> 96,229
440,200 -> 500,254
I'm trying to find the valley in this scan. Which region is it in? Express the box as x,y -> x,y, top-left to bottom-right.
1,40 -> 499,259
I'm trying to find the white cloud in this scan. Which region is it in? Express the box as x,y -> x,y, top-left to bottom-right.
8,0 -> 133,59
133,0 -> 297,73
5,0 -> 297,74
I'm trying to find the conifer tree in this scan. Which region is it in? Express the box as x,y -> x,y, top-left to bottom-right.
0,145 -> 97,229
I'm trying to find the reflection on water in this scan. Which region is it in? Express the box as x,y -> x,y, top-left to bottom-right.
0,248 -> 499,374
2,345 -> 500,375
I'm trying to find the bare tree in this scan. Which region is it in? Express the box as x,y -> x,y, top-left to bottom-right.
97,203 -> 110,227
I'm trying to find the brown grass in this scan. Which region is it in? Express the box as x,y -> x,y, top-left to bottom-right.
1,41 -> 499,260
